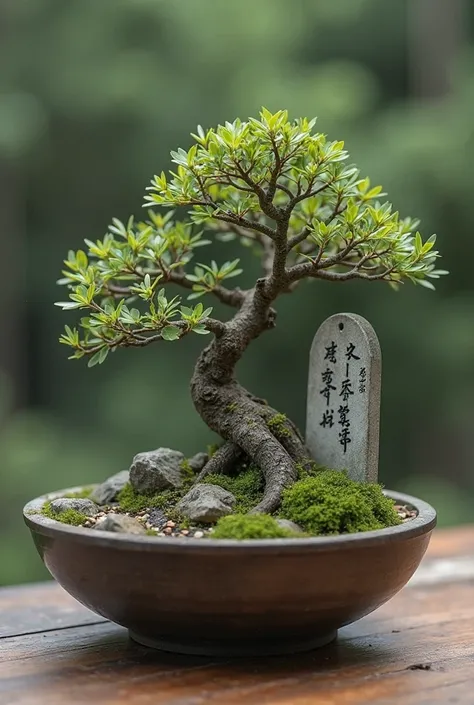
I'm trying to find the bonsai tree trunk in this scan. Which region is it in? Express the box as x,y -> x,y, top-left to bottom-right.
191,285 -> 310,513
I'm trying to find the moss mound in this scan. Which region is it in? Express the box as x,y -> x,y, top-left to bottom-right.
211,513 -> 301,540
280,470 -> 401,535
42,501 -> 88,526
117,482 -> 185,514
203,464 -> 264,512
63,487 -> 94,499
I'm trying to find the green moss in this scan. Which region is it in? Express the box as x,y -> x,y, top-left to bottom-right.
280,470 -> 401,535
63,486 -> 94,499
204,464 -> 264,513
207,443 -> 220,458
179,459 -> 195,481
211,513 -> 301,540
295,459 -> 327,479
145,528 -> 158,536
41,501 -> 88,526
226,402 -> 238,412
267,413 -> 291,438
117,482 -> 186,514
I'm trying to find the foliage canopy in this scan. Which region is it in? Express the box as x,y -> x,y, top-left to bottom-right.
56,109 -> 446,365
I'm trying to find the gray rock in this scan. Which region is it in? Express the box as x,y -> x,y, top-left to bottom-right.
89,470 -> 129,505
176,483 -> 236,523
94,513 -> 146,535
130,448 -> 185,494
276,519 -> 304,534
148,508 -> 168,529
49,498 -> 98,518
188,452 -> 209,473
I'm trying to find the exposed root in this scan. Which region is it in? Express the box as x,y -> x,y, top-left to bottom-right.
196,441 -> 242,482
227,416 -> 298,514
191,369 -> 308,513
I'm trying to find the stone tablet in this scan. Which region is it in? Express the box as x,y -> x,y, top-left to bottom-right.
306,313 -> 381,483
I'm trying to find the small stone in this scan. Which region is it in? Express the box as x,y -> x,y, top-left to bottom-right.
276,519 -> 304,534
94,513 -> 146,535
148,508 -> 168,529
181,530 -> 189,536
164,527 -> 172,535
142,513 -> 150,521
130,448 -> 185,494
166,520 -> 176,528
194,531 -> 204,539
49,498 -> 99,518
188,452 -> 209,473
176,483 -> 236,523
89,470 -> 129,505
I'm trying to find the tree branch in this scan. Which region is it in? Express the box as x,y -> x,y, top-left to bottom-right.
269,222 -> 290,288
285,178 -> 334,214
261,237 -> 274,277
276,182 -> 295,199
167,271 -> 245,307
286,259 -> 396,284
203,317 -> 227,337
266,135 -> 282,202
213,212 -> 277,240
232,159 -> 282,221
106,271 -> 244,309
287,227 -> 312,251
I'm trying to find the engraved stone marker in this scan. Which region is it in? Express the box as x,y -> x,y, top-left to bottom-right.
306,313 -> 382,483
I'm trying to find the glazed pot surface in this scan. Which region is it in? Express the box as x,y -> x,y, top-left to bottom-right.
24,488 -> 436,656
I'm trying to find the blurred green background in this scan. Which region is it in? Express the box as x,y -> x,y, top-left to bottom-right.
1,0 -> 473,585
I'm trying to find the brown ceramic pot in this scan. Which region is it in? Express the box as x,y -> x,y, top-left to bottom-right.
24,487 -> 436,656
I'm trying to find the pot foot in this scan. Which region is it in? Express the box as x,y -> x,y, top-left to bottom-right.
129,630 -> 338,656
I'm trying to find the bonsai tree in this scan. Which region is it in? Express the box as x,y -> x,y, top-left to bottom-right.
56,109 -> 445,514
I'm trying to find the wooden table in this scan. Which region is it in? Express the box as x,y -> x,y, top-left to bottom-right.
1,527 -> 474,705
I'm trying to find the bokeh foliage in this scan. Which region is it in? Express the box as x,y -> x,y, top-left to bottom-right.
1,0 -> 474,585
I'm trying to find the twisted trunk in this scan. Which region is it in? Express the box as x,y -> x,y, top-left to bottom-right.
190,285 -> 310,513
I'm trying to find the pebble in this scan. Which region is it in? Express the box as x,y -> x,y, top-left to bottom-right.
164,527 -> 172,535
194,531 -> 204,539
147,509 -> 168,529
395,504 -> 417,522
166,520 -> 176,528
181,530 -> 189,536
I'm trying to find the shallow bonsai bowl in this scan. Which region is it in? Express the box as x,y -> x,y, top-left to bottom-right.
24,486 -> 436,657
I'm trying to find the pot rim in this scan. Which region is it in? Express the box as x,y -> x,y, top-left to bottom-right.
24,486 -> 436,553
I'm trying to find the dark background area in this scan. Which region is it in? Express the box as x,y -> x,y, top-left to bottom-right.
1,0 -> 473,585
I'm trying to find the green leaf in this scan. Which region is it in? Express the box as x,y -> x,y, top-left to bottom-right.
416,278 -> 436,290
161,326 -> 181,341
88,351 -> 103,368
192,325 -> 211,335
54,301 -> 82,310
98,347 -> 109,364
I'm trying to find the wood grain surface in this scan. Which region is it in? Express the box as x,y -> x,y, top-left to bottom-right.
1,526 -> 473,705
